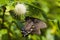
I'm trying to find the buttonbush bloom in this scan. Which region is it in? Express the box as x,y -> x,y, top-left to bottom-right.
14,3 -> 26,15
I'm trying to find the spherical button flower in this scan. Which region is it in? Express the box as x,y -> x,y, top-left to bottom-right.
14,3 -> 26,15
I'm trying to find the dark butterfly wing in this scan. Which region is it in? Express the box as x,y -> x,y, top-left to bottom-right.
34,20 -> 47,29
32,19 -> 47,35
24,19 -> 34,31
31,29 -> 41,35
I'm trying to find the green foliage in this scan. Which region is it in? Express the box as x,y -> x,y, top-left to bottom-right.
0,0 -> 60,40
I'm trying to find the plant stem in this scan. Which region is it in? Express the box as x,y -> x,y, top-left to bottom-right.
1,6 -> 6,28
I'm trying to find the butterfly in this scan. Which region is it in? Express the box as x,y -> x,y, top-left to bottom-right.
21,16 -> 47,37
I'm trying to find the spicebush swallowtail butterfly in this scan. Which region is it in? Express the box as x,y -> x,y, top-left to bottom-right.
21,16 -> 47,37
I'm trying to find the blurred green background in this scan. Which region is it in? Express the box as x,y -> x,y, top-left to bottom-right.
0,0 -> 60,40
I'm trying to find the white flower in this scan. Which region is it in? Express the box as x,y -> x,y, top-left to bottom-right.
14,3 -> 26,15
